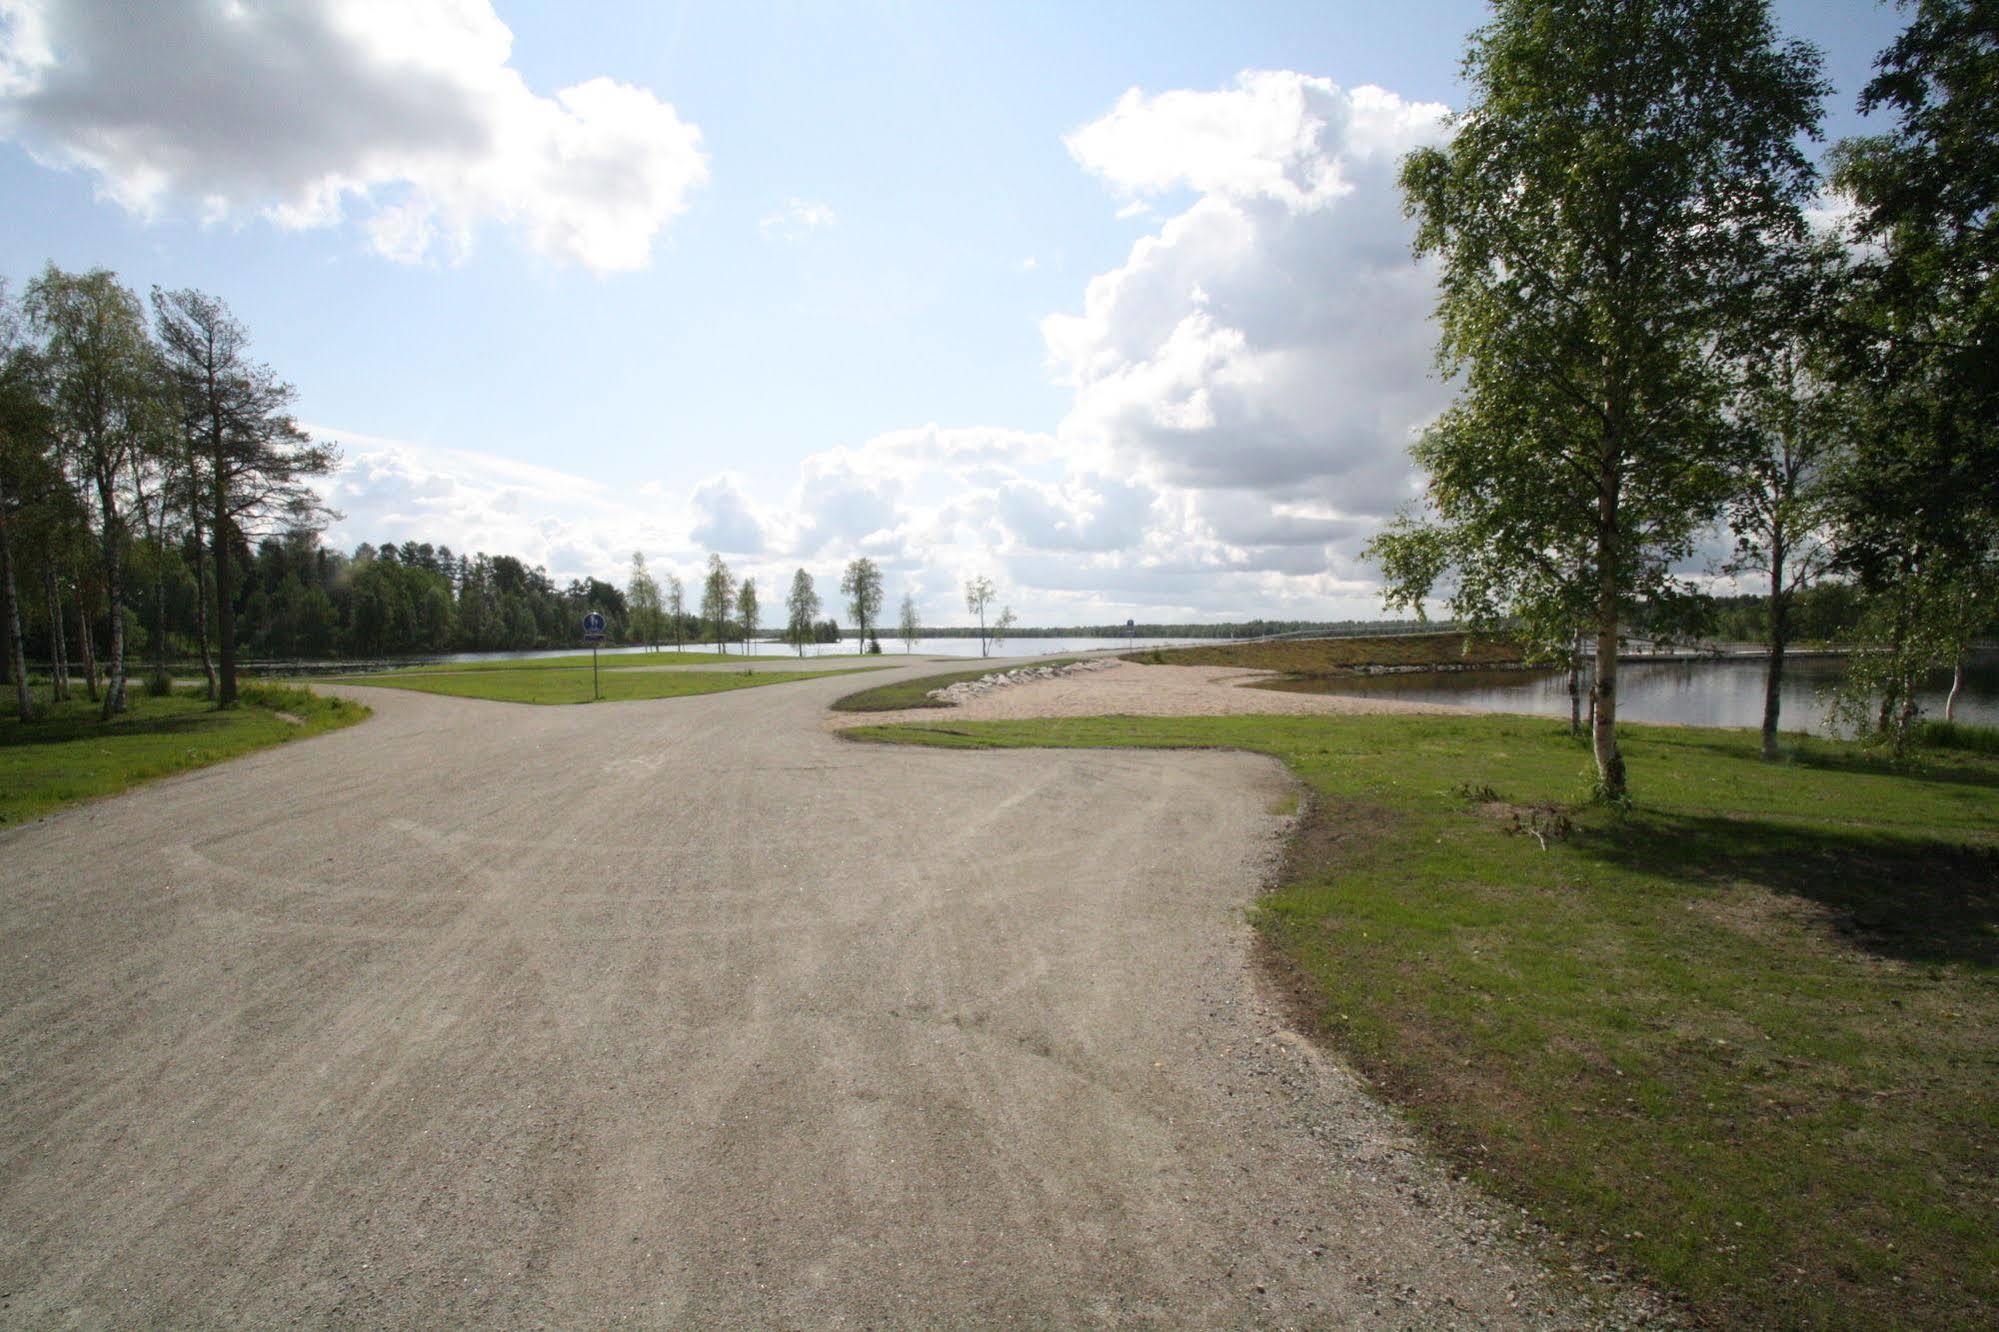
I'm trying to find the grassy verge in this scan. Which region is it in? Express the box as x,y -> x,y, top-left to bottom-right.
331,649 -> 876,676
845,712 -> 1997,1329
1918,720 -> 1999,755
829,659 -> 1082,713
1123,631 -> 1521,675
0,683 -> 370,827
343,664 -> 884,705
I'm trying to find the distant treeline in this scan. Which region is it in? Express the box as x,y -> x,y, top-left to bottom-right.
1637,585 -> 1999,647
10,529 -> 760,665
15,501 -> 1994,668
907,618 -> 1446,640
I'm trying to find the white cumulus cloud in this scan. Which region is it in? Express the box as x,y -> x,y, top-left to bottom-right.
1049,71 -> 1450,538
309,68 -> 1453,624
0,0 -> 708,271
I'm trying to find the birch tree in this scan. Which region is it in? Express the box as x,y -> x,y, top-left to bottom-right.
991,606 -> 1017,655
665,571 -> 685,650
785,567 -> 819,657
1370,0 -> 1826,799
840,557 -> 882,653
1823,0 -> 1999,748
736,577 -> 759,655
0,283 -> 55,720
26,266 -> 162,718
627,551 -> 662,650
1723,267 -> 1846,757
701,553 -> 734,654
964,574 -> 996,657
897,590 -> 920,653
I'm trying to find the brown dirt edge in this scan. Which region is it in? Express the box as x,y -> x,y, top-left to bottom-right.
1250,790 -> 1688,1328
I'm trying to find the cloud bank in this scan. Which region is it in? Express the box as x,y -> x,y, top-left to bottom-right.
312,70 -> 1451,622
0,0 -> 707,270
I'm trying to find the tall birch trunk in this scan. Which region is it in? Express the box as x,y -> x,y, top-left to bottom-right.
205,351 -> 240,707
76,579 -> 99,702
43,564 -> 68,701
95,465 -> 127,718
1568,627 -> 1583,736
1944,659 -> 1963,723
1591,449 -> 1625,799
137,483 -> 167,688
191,523 -> 216,700
0,484 -> 30,720
1761,545 -> 1788,760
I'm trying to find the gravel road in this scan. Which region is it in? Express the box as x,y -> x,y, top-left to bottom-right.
0,661 -> 1634,1327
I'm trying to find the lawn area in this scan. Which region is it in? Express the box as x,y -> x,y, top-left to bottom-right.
0,684 -> 369,827
344,663 -> 885,705
1124,630 -> 1522,675
844,711 -> 1998,1329
340,648 -> 876,675
830,659 -> 1082,713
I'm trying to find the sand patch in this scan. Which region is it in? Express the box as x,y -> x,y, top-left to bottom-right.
826,658 -> 1458,729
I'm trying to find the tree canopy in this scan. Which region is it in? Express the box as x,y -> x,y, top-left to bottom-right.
1371,0 -> 1826,797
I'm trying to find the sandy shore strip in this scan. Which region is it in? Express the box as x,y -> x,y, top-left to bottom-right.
826,658 -> 1460,728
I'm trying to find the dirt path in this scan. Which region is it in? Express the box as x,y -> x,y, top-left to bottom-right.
0,661 -> 1626,1326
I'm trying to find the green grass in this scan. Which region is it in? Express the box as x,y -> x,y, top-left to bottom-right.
845,712 -> 1998,1329
1918,719 -> 1999,754
829,658 -> 1083,712
343,663 -> 884,705
0,683 -> 370,826
333,648 -> 873,675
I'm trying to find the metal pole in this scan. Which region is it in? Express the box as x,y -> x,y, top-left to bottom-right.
593,641 -> 601,700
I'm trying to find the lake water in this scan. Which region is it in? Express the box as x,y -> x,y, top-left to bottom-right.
1292,652 -> 1999,735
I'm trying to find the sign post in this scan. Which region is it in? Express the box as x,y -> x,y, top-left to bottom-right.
582,610 -> 607,700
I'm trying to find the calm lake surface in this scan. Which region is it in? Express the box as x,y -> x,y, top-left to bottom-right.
1297,651 -> 1999,735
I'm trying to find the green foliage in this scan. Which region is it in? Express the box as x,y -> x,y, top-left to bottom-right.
347,553 -> 454,656
1829,0 -> 1998,530
784,567 -> 820,656
1822,1 -> 1999,750
701,553 -> 735,652
1373,0 -> 1827,797
852,710 -> 1998,1328
626,551 -> 663,649
840,557 -> 884,648
735,576 -> 759,651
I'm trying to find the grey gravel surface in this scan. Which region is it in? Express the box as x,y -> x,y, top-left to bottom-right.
0,662 -> 1652,1327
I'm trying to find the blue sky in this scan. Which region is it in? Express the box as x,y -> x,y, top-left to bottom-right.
0,1 -> 1908,624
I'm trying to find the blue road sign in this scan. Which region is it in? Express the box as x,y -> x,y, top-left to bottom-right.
582,610 -> 607,641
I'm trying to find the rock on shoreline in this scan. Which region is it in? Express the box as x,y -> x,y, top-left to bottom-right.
926,659 -> 1116,705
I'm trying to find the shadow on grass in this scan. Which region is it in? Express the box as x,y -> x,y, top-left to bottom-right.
0,709 -> 236,749
1653,731 -> 1999,793
1577,811 -> 1998,968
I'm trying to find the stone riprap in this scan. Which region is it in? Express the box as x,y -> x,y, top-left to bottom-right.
925,657 -> 1117,704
